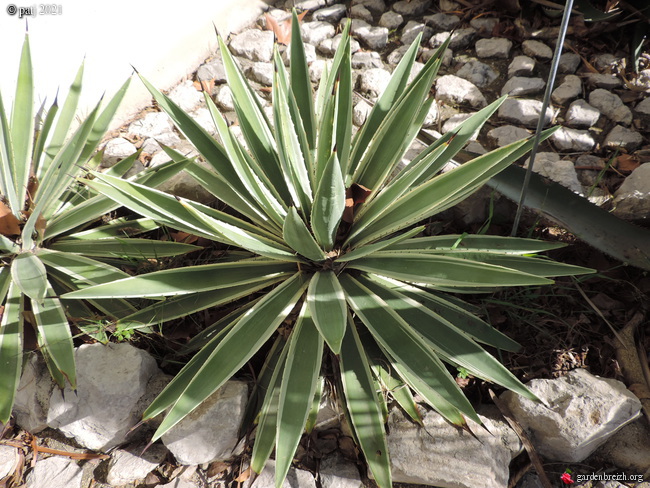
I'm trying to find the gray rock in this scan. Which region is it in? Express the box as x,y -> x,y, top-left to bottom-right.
358,68 -> 392,98
387,45 -> 411,65
393,0 -> 431,16
551,74 -> 582,105
442,113 -> 476,137
351,0 -> 386,16
229,30 -> 274,62
401,20 -> 432,45
430,27 -> 476,49
424,13 -> 460,31
407,61 -> 425,84
47,343 -> 161,451
589,89 -> 633,125
320,454 -> 363,488
379,11 -> 403,29
0,446 -> 19,481
475,37 -> 512,59
352,51 -> 383,69
522,40 -> 553,60
386,407 -> 521,488
635,96 -> 650,119
421,47 -> 453,66
488,125 -> 531,147
196,56 -> 227,83
585,73 -> 622,90
283,42 -> 317,65
319,34 -> 361,56
350,4 -> 373,23
440,0 -> 459,9
310,59 -> 329,83
162,381 -> 248,465
301,21 -> 336,47
612,163 -> 650,220
456,59 -> 498,87
508,55 -> 535,77
26,456 -> 83,488
353,99 -> 372,126
168,80 -> 203,112
13,353 -> 55,433
498,98 -> 554,128
470,17 -> 498,36
422,101 -> 440,128
603,124 -> 643,152
559,52 -> 581,73
592,53 -> 618,70
350,19 -> 389,50
129,112 -> 179,147
248,62 -> 274,86
501,76 -> 545,96
594,418 -> 650,472
313,4 -> 347,22
551,127 -> 596,152
523,152 -> 583,194
501,368 -> 642,462
106,444 -> 168,486
216,85 -> 235,112
436,74 -> 487,109
565,99 -> 600,128
189,107 -> 217,135
252,460 -> 317,488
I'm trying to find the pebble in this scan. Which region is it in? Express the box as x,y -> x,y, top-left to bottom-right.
635,97 -> 650,124
592,53 -> 619,70
387,45 -> 411,65
456,59 -> 498,87
421,47 -> 453,66
603,125 -> 644,152
351,4 -> 373,23
229,30 -> 274,62
168,80 -> 203,112
358,67 -> 392,97
585,73 -> 623,90
501,76 -> 545,96
283,42 -> 317,65
350,19 -> 389,50
565,99 -> 601,128
309,59 -> 328,82
102,137 -> 137,168
353,99 -> 372,126
430,27 -> 477,49
401,20 -> 433,45
379,11 -> 403,29
551,126 -> 596,152
248,62 -> 274,86
488,125 -> 531,147
106,445 -> 168,486
215,85 -> 235,112
302,20 -> 336,46
475,37 -> 512,59
551,74 -> 582,105
352,51 -> 384,69
26,457 -> 83,488
352,0 -> 386,16
469,17 -> 498,36
392,0 -> 431,16
435,74 -> 487,109
313,4 -> 347,22
196,56 -> 227,84
424,13 -> 460,31
522,39 -> 553,60
589,89 -> 633,125
558,52 -> 581,73
319,34 -> 361,56
442,113 -> 476,137
523,152 -> 584,194
613,163 -> 650,220
498,98 -> 554,128
508,55 -> 535,77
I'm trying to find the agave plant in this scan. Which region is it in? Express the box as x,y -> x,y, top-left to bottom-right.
0,34 -> 199,424
65,13 -> 592,486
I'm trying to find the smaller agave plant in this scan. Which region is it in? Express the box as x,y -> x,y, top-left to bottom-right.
0,34 -> 198,423
65,12 -> 593,487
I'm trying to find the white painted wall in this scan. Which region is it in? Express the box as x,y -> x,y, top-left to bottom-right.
0,0 -> 273,129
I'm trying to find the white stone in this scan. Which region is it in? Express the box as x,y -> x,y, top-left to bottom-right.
422,100 -> 440,128
350,4 -> 373,23
386,407 -> 521,487
196,56 -> 226,83
501,76 -> 545,97
251,460 -> 317,488
475,37 -> 512,58
508,55 -> 535,77
379,11 -> 403,29
12,352 -> 54,433
401,20 -> 431,45
101,137 -> 137,168
603,125 -> 644,152
436,74 -> 487,109
215,85 -> 235,112
430,27 -> 476,49
168,80 -> 203,112
635,97 -> 650,118
162,381 -> 248,465
456,59 -> 498,87
229,30 -> 274,62
320,454 -> 363,488
559,52 -> 581,73
47,343 -> 160,451
387,45 -> 411,65
524,152 -> 583,194
551,127 -> 596,152
470,17 -> 498,36
313,4 -> 347,22
0,446 -> 19,481
358,68 -> 392,98
301,21 -> 336,47
498,98 -> 554,128
393,0 -> 431,16
129,112 -> 175,139
351,0 -> 386,16
248,62 -> 274,86
522,40 -> 553,60
442,113 -> 476,138
589,89 -> 632,125
189,107 -> 217,135
565,99 -> 600,128
424,13 -> 460,31
586,73 -> 622,90
487,125 -> 531,147
310,59 -> 328,83
613,163 -> 650,220
351,51 -> 383,69
319,34 -> 361,56
551,74 -> 582,105
350,19 -> 389,50
501,369 -> 642,462
26,456 -> 83,488
353,99 -> 372,126
106,444 -> 168,486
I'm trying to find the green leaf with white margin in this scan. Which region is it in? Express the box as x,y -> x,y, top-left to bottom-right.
339,315 -> 391,488
311,151 -> 345,251
147,273 -> 308,441
340,274 -> 480,425
11,252 -> 48,303
349,253 -> 552,287
305,376 -> 323,433
276,302 -> 323,487
0,281 -> 23,424
387,234 -> 565,254
50,238 -> 198,259
359,275 -> 537,401
0,93 -> 20,215
33,282 -> 77,389
289,9 -> 316,149
37,248 -> 131,285
333,35 -> 353,176
11,34 -> 34,210
283,208 -> 325,262
307,270 -> 346,353
63,259 -> 294,299
32,98 -> 58,183
337,226 -> 424,262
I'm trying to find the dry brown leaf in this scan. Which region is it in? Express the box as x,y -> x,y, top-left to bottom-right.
617,154 -> 641,173
264,10 -> 307,46
0,201 -> 21,236
234,467 -> 251,483
170,231 -> 199,244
